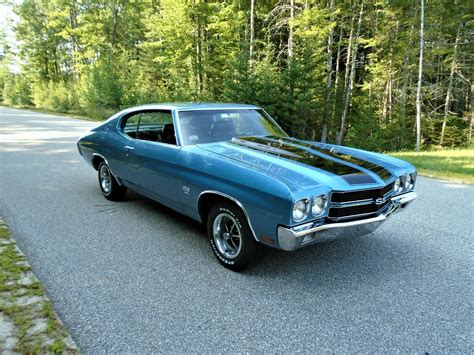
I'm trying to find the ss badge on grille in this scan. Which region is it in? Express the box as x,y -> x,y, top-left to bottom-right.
375,197 -> 385,205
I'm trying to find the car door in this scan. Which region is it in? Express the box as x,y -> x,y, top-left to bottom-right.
117,110 -> 181,207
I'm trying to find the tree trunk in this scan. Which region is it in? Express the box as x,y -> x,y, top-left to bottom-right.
337,1 -> 363,145
399,18 -> 416,149
249,0 -> 256,69
415,0 -> 424,152
288,0 -> 295,96
399,55 -> 410,148
382,80 -> 389,123
386,21 -> 399,124
342,15 -> 355,107
288,0 -> 294,62
440,20 -> 462,145
193,1 -> 203,96
69,0 -> 78,80
196,24 -> 202,96
388,75 -> 393,122
320,0 -> 336,143
468,83 -> 473,145
111,0 -> 121,49
330,25 -> 343,136
469,116 -> 473,145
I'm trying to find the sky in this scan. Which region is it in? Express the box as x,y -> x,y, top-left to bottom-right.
0,1 -> 21,73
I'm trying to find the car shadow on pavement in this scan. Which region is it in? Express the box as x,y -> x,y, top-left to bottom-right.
120,190 -> 424,289
125,190 -> 206,234
246,233 -> 427,292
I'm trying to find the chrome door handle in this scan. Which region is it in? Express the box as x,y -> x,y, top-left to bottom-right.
124,145 -> 135,151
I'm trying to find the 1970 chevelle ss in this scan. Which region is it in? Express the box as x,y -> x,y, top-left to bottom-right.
77,103 -> 417,271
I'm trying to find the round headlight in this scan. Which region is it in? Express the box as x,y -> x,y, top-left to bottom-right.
292,199 -> 308,222
311,195 -> 327,216
394,177 -> 402,193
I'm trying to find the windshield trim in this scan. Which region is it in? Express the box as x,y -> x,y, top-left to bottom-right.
174,108 -> 288,146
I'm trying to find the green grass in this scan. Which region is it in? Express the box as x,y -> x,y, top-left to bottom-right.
0,219 -> 78,353
391,149 -> 474,184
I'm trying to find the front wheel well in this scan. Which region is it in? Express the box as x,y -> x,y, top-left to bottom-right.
198,193 -> 245,225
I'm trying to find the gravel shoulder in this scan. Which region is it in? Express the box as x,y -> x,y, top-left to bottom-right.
0,218 -> 78,353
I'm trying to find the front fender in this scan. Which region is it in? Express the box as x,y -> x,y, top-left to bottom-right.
178,147 -> 293,248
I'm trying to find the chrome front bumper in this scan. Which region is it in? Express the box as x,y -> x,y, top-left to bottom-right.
277,192 -> 417,251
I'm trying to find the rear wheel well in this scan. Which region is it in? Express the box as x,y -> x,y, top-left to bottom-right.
91,155 -> 105,171
198,193 -> 244,225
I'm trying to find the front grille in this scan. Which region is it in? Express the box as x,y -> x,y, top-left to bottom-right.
328,200 -> 390,219
331,183 -> 393,203
328,183 -> 393,220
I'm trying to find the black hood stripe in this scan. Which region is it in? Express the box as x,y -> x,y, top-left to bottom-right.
230,137 -> 376,185
277,137 -> 392,181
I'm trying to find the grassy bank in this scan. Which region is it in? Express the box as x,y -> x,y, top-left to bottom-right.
391,149 -> 474,184
0,218 -> 78,353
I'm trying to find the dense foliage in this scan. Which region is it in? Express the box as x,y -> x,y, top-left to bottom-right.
1,0 -> 472,151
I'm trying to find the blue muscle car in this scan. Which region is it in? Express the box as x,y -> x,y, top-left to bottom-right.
77,103 -> 417,271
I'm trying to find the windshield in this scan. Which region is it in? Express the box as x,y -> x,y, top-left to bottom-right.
177,109 -> 287,145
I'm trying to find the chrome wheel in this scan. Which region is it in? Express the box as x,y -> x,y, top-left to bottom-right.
99,164 -> 112,194
213,213 -> 242,259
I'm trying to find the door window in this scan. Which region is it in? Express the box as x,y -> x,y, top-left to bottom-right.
122,110 -> 176,145
123,113 -> 141,138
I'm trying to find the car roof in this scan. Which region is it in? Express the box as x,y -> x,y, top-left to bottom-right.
124,102 -> 261,112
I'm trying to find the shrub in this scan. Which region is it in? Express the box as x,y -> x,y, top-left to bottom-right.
2,74 -> 32,106
79,105 -> 116,121
32,81 -> 81,112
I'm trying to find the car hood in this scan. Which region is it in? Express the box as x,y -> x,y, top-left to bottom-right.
198,136 -> 414,192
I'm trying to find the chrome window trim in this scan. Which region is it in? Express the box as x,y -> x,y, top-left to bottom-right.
173,109 -> 184,147
259,108 -> 289,138
91,153 -> 123,186
118,131 -> 182,150
197,190 -> 259,242
116,109 -> 182,148
174,106 -> 260,112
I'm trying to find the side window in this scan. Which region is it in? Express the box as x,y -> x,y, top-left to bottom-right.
123,113 -> 141,138
122,110 -> 176,145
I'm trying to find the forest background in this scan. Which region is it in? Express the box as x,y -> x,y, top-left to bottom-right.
0,0 -> 472,152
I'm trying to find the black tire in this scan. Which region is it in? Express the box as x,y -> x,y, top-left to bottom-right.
207,202 -> 260,271
98,161 -> 127,201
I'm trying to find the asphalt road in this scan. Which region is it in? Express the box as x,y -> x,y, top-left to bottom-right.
0,106 -> 472,353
